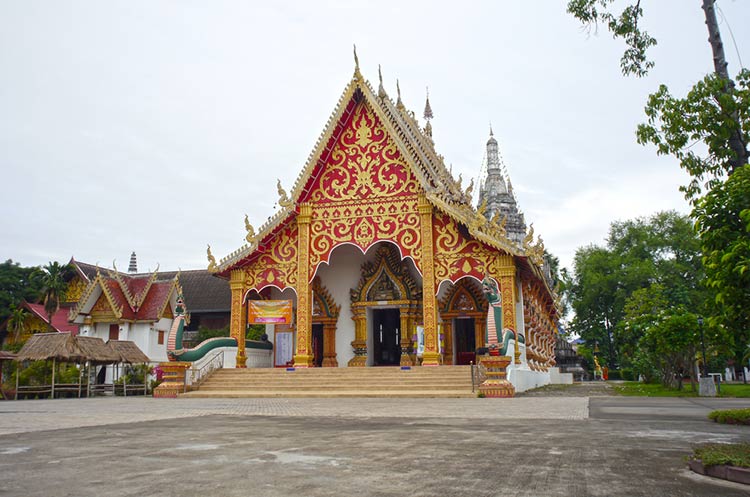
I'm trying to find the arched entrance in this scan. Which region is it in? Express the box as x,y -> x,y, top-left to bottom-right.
439,278 -> 487,365
349,243 -> 421,367
311,277 -> 340,367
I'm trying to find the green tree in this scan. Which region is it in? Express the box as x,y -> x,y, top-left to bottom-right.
0,260 -> 43,325
39,262 -> 72,332
7,305 -> 29,344
569,211 -> 704,368
693,164 -> 750,356
568,0 -> 748,176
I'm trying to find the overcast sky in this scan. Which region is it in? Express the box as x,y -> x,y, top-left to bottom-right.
1,1 -> 748,275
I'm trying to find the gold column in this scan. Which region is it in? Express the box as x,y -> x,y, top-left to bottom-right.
418,195 -> 439,366
498,265 -> 519,364
442,319 -> 454,366
229,270 -> 247,368
399,309 -> 413,366
293,204 -> 314,367
348,307 -> 367,367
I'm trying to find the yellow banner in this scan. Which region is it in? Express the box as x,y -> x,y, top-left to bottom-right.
247,300 -> 293,324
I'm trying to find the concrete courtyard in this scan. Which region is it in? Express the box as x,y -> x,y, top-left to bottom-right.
0,394 -> 748,496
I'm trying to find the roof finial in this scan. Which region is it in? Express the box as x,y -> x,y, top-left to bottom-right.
396,79 -> 404,110
423,87 -> 433,121
353,44 -> 361,78
423,87 -> 434,138
489,121 -> 494,137
378,64 -> 387,99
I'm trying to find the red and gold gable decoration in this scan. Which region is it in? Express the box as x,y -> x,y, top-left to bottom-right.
305,101 -> 422,279
432,212 -> 511,290
247,300 -> 293,324
242,223 -> 298,292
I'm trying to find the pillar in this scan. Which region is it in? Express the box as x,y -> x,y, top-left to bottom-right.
230,270 -> 247,368
348,307 -> 367,367
322,320 -> 338,367
293,204 -> 314,367
498,265 -> 519,364
418,195 -> 440,366
442,319 -> 454,366
399,309 -> 413,366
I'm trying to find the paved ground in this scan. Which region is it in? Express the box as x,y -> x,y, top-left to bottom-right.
0,394 -> 749,497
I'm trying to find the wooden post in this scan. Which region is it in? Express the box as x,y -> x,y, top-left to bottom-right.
51,358 -> 56,399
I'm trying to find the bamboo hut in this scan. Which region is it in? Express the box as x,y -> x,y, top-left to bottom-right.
107,340 -> 151,396
0,350 -> 17,399
15,333 -> 88,399
77,336 -> 120,397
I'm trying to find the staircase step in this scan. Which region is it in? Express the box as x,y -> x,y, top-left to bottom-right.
183,366 -> 477,398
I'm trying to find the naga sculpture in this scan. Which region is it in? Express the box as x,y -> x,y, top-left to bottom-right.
481,275 -> 524,356
166,295 -> 238,362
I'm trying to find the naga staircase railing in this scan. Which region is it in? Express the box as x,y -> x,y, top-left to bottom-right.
190,349 -> 225,388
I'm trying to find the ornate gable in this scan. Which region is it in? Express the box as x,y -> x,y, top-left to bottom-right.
350,244 -> 421,303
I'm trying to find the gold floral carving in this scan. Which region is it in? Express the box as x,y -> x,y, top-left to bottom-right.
294,204 -> 313,367
304,101 -> 423,278
418,195 -> 439,365
432,213 -> 512,289
308,103 -> 420,204
230,270 -> 246,367
242,223 -> 298,292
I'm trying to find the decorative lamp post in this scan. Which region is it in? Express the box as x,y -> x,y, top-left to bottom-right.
698,316 -> 707,378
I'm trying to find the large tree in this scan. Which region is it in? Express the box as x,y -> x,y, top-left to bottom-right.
39,262 -> 72,332
569,211 -> 705,368
568,0 -> 749,359
0,260 -> 43,325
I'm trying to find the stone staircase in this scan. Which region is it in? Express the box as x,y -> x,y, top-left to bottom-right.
181,366 -> 476,398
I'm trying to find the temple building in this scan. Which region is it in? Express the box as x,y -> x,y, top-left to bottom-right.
210,57 -> 560,390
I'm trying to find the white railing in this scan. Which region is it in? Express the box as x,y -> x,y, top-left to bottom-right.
189,350 -> 224,387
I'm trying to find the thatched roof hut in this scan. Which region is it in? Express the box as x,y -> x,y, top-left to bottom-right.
15,333 -> 87,363
107,340 -> 149,364
77,336 -> 120,364
0,350 -> 17,361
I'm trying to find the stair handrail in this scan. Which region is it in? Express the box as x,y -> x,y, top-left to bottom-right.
190,349 -> 225,387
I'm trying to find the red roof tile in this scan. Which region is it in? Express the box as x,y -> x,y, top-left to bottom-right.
25,303 -> 79,334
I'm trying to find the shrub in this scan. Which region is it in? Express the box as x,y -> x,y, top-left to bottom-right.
620,368 -> 634,381
708,408 -> 750,425
692,443 -> 750,468
608,369 -> 622,380
195,325 -> 230,343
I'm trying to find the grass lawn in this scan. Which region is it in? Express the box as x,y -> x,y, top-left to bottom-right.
614,381 -> 750,397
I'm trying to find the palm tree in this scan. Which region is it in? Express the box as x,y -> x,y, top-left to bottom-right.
7,305 -> 29,344
40,262 -> 72,332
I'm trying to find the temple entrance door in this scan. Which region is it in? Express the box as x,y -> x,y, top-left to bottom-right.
454,318 -> 476,365
312,323 -> 324,368
373,308 -> 401,366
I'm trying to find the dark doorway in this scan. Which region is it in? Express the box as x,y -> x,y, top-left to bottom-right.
312,324 -> 324,368
373,308 -> 400,366
454,318 -> 476,365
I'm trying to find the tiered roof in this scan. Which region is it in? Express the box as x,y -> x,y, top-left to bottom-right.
68,265 -> 181,323
212,57 -> 556,308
